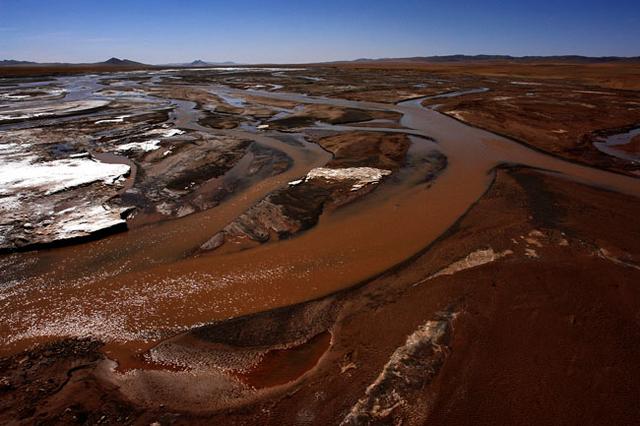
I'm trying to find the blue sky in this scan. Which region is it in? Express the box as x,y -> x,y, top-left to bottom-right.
1,0 -> 639,63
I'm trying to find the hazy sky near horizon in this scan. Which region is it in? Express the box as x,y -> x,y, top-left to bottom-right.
1,0 -> 639,63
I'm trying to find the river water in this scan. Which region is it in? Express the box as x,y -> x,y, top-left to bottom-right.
1,70 -> 638,367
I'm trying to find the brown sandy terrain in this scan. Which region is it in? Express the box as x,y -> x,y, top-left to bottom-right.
316,131 -> 410,169
419,77 -> 640,175
269,105 -> 400,130
2,167 -> 638,424
334,61 -> 640,90
153,167 -> 639,425
1,63 -> 640,425
0,64 -> 156,78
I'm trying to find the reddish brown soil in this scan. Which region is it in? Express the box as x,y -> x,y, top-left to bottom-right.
269,105 -> 400,129
424,81 -> 640,175
236,331 -> 332,389
333,61 -> 640,91
317,131 -> 411,169
1,62 -> 639,425
0,64 -> 155,78
2,167 -> 638,425
229,167 -> 640,426
0,339 -> 140,424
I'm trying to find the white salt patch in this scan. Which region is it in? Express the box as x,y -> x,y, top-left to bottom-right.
161,129 -> 185,137
0,140 -> 133,250
117,139 -> 162,152
0,94 -> 30,100
0,142 -> 26,155
342,315 -> 454,425
596,248 -> 640,271
0,100 -> 109,123
47,88 -> 66,96
0,195 -> 22,212
0,156 -> 130,195
69,152 -> 90,158
448,110 -> 466,121
0,112 -> 46,121
412,248 -> 512,287
58,204 -> 125,234
95,115 -> 130,124
146,128 -> 185,138
0,87 -> 65,101
306,167 -> 392,191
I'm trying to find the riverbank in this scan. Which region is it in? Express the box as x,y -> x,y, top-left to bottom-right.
2,166 -> 638,424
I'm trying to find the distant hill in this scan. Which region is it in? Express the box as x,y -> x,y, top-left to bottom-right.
343,55 -> 640,64
4,55 -> 639,70
0,59 -> 38,66
0,57 -> 147,67
98,57 -> 145,66
190,59 -> 236,66
162,59 -> 238,67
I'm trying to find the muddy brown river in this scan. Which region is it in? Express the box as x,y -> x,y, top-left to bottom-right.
1,72 -> 639,369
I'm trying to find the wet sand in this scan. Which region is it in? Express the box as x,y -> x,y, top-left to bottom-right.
2,166 -> 638,424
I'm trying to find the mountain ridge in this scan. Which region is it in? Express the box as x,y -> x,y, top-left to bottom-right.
339,54 -> 640,64
2,55 -> 640,68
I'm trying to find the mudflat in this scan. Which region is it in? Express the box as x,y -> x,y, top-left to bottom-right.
0,62 -> 639,425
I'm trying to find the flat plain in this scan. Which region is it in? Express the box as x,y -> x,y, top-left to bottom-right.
0,60 -> 639,425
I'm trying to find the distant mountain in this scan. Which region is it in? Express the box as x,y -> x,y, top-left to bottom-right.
345,55 -> 640,64
98,57 -> 145,66
0,57 -> 146,67
0,59 -> 37,66
162,60 -> 238,67
190,59 -> 236,66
